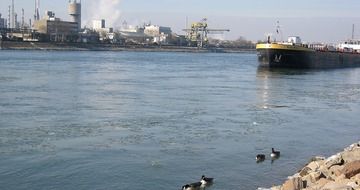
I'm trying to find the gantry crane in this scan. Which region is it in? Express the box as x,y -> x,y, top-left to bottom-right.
183,18 -> 230,48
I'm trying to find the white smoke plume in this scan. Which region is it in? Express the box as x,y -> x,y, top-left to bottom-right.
85,0 -> 122,28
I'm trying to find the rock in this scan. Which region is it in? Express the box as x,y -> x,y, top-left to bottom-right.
302,171 -> 326,185
335,175 -> 351,185
342,149 -> 360,163
341,161 -> 360,179
320,165 -> 336,180
301,174 -> 312,188
344,142 -> 360,152
309,156 -> 326,162
326,154 -> 345,169
282,177 -> 303,190
313,178 -> 332,189
300,167 -> 312,177
347,182 -> 359,189
309,161 -> 322,171
350,173 -> 360,185
321,181 -> 354,190
260,142 -> 360,190
330,165 -> 345,177
271,186 -> 282,190
311,171 -> 326,182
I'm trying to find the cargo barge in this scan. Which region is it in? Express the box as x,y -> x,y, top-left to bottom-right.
256,36 -> 360,69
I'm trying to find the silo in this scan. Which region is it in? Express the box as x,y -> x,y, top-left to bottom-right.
68,0 -> 81,31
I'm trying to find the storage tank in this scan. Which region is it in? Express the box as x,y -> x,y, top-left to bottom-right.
68,0 -> 81,31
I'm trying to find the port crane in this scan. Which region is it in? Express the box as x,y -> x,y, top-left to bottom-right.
183,18 -> 230,48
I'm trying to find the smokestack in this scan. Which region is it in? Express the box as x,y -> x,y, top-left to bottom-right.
8,6 -> 11,28
21,8 -> 24,29
34,0 -> 40,21
37,0 -> 40,20
14,13 -> 17,29
11,0 -> 15,28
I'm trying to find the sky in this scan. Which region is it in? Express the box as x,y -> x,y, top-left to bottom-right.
1,0 -> 360,43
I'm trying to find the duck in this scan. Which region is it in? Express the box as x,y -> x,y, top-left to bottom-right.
182,182 -> 202,190
200,175 -> 214,186
270,148 -> 280,158
256,154 -> 266,162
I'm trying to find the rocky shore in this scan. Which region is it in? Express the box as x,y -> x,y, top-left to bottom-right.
260,141 -> 360,190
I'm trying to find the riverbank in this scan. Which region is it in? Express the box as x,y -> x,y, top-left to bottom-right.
260,142 -> 360,190
0,41 -> 255,53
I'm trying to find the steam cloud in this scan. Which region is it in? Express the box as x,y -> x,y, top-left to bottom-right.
87,0 -> 122,28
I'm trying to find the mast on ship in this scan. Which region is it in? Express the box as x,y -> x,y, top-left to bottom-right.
276,21 -> 284,42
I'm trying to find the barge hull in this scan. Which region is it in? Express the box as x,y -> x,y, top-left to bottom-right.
257,45 -> 360,69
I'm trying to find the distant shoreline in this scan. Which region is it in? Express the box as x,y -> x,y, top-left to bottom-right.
0,41 -> 255,53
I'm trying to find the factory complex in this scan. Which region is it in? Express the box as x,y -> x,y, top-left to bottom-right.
0,0 -> 256,50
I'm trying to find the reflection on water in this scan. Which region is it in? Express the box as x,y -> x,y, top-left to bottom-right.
256,67 -> 311,109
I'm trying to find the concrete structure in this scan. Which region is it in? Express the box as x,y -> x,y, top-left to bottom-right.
33,11 -> 78,42
68,0 -> 81,31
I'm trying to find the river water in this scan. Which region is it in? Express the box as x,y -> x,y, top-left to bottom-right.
0,50 -> 359,190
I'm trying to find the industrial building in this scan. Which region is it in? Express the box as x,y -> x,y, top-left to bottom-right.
144,25 -> 172,44
33,11 -> 78,42
93,19 -> 106,30
0,14 -> 7,28
92,19 -> 116,42
32,0 -> 82,42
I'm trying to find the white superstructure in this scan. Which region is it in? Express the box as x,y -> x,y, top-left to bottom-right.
337,40 -> 360,52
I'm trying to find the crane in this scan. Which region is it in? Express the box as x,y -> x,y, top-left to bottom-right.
183,18 -> 230,48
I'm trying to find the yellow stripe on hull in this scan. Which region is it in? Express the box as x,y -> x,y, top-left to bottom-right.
256,43 -> 315,52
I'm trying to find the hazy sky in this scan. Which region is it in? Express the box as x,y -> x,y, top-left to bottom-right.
1,0 -> 360,42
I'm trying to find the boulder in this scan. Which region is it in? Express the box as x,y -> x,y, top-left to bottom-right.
321,181 -> 354,190
301,171 -> 326,188
325,154 -> 345,169
282,177 -> 303,190
350,173 -> 360,185
330,165 -> 345,177
271,186 -> 282,190
311,178 -> 332,189
344,142 -> 360,152
300,167 -> 312,177
346,182 -> 359,189
310,171 -> 326,182
320,165 -> 336,180
342,149 -> 360,163
341,161 -> 360,179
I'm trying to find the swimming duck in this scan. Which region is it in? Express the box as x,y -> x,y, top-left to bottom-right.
182,182 -> 202,190
256,154 -> 266,162
200,175 -> 214,186
270,148 -> 280,158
